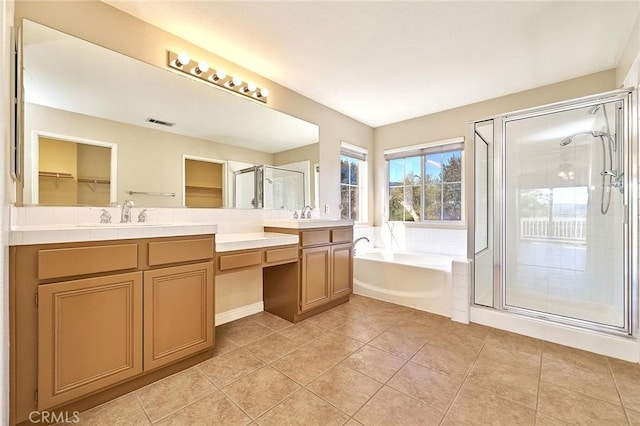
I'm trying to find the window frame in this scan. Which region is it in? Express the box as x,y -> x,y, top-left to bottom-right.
340,142 -> 368,223
385,138 -> 465,225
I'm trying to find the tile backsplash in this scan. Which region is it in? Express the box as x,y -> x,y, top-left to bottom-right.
11,206 -> 293,234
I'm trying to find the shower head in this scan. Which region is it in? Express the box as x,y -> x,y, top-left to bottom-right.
559,131 -> 608,146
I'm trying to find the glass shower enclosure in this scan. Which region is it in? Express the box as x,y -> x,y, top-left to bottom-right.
469,89 -> 637,334
233,165 -> 305,209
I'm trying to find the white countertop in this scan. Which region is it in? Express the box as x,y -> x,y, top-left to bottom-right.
216,232 -> 299,252
263,219 -> 354,229
9,222 -> 218,246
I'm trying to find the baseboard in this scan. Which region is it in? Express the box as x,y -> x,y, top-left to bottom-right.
215,302 -> 264,326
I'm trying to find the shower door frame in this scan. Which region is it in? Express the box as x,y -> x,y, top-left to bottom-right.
470,88 -> 638,337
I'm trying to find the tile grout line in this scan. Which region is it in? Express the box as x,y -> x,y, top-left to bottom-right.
215,375 -> 261,422
347,331 -> 433,423
437,333 -> 489,425
133,367 -> 219,424
298,310 -> 419,423
134,393 -> 154,425
606,356 -> 632,426
534,342 -> 545,424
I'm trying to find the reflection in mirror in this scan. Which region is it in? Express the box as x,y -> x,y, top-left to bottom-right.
183,156 -> 224,208
233,165 -> 305,209
21,19 -> 320,208
34,132 -> 117,206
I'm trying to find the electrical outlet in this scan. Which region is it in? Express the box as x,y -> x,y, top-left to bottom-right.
324,204 -> 330,214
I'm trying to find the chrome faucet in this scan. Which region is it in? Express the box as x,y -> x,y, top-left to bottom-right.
301,205 -> 313,219
121,199 -> 135,223
353,236 -> 370,256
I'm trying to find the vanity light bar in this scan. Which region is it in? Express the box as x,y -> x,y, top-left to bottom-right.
168,51 -> 269,103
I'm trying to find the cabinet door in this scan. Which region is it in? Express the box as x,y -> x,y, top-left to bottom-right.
143,262 -> 214,371
331,243 -> 353,299
300,246 -> 331,312
38,272 -> 143,410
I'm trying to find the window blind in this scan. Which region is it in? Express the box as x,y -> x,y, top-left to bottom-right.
383,138 -> 464,161
341,143 -> 367,161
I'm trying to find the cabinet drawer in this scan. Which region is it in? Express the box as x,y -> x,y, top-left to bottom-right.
148,238 -> 213,266
38,244 -> 138,280
265,246 -> 298,264
300,230 -> 330,247
331,228 -> 353,243
218,251 -> 262,271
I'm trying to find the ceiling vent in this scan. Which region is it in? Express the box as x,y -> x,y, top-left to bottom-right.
146,118 -> 175,127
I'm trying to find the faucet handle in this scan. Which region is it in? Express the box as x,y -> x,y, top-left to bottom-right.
137,209 -> 148,223
100,209 -> 112,224
293,210 -> 299,219
306,209 -> 312,219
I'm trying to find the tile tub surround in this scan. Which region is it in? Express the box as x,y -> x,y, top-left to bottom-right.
452,259 -> 472,324
73,295 -> 640,425
373,224 -> 467,257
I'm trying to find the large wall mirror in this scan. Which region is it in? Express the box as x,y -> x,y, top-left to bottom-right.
21,19 -> 320,209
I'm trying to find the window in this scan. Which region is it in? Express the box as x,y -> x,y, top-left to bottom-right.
386,140 -> 463,222
340,143 -> 367,221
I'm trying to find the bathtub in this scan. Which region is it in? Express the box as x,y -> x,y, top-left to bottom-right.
353,249 -> 453,317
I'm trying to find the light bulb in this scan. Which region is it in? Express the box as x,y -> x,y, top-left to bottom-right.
241,82 -> 258,94
230,76 -> 242,87
210,68 -> 227,82
176,53 -> 190,67
195,61 -> 209,74
258,88 -> 269,98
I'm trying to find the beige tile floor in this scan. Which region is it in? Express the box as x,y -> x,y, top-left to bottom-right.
74,294 -> 640,425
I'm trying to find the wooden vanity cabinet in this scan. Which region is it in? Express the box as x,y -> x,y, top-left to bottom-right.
299,227 -> 354,313
143,262 -> 214,371
37,272 -> 143,410
300,245 -> 331,312
264,225 -> 353,322
331,242 -> 353,298
10,235 -> 215,424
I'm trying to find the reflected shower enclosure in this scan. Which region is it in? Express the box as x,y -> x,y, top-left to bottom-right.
233,165 -> 305,209
469,89 -> 637,335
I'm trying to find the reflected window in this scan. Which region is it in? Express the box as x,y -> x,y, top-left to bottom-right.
340,143 -> 367,221
519,186 -> 588,243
